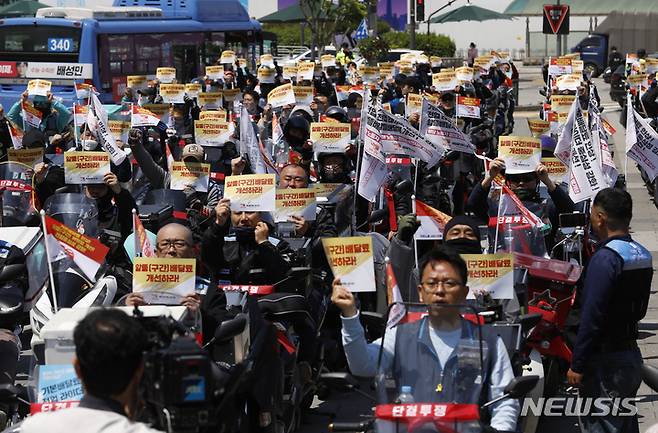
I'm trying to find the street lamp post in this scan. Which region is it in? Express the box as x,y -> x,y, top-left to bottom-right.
426,0 -> 459,34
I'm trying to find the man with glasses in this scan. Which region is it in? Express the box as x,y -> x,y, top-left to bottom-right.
124,223 -> 228,343
332,246 -> 519,432
467,158 -> 574,252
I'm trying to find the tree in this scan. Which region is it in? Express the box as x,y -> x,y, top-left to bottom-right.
382,31 -> 455,57
263,23 -> 312,46
357,37 -> 390,64
300,0 -> 368,58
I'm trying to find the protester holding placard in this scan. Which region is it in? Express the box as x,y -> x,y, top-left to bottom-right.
8,91 -> 71,138
467,157 -> 574,251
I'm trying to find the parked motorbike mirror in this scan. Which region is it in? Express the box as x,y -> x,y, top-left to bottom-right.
642,364 -> 658,392
514,313 -> 542,333
214,314 -> 247,343
368,208 -> 388,224
394,179 -> 414,195
503,375 -> 539,398
0,263 -> 26,282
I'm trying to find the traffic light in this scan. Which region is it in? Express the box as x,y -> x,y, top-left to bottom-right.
416,0 -> 424,22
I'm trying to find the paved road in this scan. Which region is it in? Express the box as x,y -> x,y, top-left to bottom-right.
299,68 -> 658,433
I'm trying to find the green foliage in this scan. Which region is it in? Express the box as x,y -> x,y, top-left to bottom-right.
357,37 -> 390,64
376,19 -> 391,35
382,31 -> 456,57
263,23 -> 312,46
334,0 -> 367,35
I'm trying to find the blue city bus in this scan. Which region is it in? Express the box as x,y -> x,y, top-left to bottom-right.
0,0 -> 269,108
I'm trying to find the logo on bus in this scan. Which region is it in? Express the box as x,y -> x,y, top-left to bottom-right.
0,62 -> 17,78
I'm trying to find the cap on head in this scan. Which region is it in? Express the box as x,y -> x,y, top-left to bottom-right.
182,143 -> 204,163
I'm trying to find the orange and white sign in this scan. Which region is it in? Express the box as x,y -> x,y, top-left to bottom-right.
282,65 -> 297,80
312,182 -> 344,198
156,67 -> 176,83
222,88 -> 240,103
455,66 -> 474,82
456,96 -> 481,119
127,75 -> 148,89
198,92 -> 223,109
259,54 -> 275,68
21,101 -> 42,128
462,253 -> 514,299
267,83 -> 296,108
199,109 -> 227,121
238,58 -> 248,69
194,118 -> 234,147
432,71 -> 457,92
170,161 -> 210,192
548,57 -> 572,76
293,85 -> 314,105
430,56 -> 442,68
322,237 -> 376,292
321,54 -> 336,68
224,174 -> 276,211
257,66 -> 276,84
359,66 -> 379,83
220,50 -> 236,65
541,157 -> 568,183
8,148 -> 43,168
205,65 -> 224,80
498,136 -> 541,174
571,60 -> 584,74
133,257 -> 196,305
555,74 -> 581,91
527,119 -> 550,138
159,83 -> 185,103
296,62 -> 315,81
108,120 -> 130,143
27,79 -> 51,97
274,188 -> 316,222
627,74 -> 648,87
310,122 -> 351,153
397,61 -> 413,75
406,93 -> 423,116
130,105 -> 160,127
73,104 -> 88,126
414,199 -> 452,240
550,94 -> 576,114
64,151 -> 110,184
184,83 -> 202,98
379,63 -> 394,78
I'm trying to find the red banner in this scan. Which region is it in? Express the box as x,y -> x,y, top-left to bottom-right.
218,284 -> 274,295
31,401 -> 80,414
375,403 -> 479,423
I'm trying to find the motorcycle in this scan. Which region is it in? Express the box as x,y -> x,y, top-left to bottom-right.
326,303 -> 539,433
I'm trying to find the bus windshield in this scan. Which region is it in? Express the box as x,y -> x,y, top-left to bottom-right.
0,25 -> 81,62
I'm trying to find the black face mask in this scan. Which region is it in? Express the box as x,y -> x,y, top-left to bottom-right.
286,134 -> 305,149
445,238 -> 482,254
320,167 -> 348,184
234,226 -> 256,243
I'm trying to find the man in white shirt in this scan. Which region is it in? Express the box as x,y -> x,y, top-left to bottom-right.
332,246 -> 520,432
9,309 -> 163,433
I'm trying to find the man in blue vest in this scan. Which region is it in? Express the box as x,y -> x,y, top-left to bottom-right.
567,188 -> 652,433
332,246 -> 519,432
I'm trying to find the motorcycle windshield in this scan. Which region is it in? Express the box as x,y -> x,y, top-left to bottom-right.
43,193 -> 99,238
0,161 -> 36,226
374,303 -> 484,433
143,189 -> 187,212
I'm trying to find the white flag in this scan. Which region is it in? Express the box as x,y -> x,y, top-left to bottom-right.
90,93 -> 127,165
625,94 -> 658,181
589,92 -> 618,187
419,99 -> 475,154
554,96 -> 577,166
358,88 -> 387,202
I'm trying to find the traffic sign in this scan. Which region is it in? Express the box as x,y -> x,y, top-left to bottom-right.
543,4 -> 570,35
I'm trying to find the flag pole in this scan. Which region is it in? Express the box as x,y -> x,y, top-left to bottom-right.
132,208 -> 140,259
494,180 -> 504,252
411,193 -> 419,279
40,210 -> 59,313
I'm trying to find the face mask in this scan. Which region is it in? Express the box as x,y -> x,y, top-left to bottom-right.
445,238 -> 482,254
286,134 -> 305,148
234,226 -> 256,243
514,188 -> 539,202
81,139 -> 98,151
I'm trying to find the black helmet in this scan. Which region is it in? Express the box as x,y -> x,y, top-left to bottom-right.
324,106 -> 349,123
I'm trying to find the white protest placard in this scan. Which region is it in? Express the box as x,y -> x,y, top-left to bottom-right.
274,188 -> 317,222
432,71 -> 458,92
170,162 -> 210,192
222,88 -> 240,103
456,96 -> 481,119
156,67 -> 176,84
455,66 -> 474,82
462,253 -> 514,299
199,109 -> 227,121
133,257 -> 196,305
194,119 -> 234,146
567,102 -> 606,202
541,157 -> 569,183
205,65 -> 224,81
184,83 -> 202,98
282,65 -> 298,80
321,54 -> 336,68
159,83 -> 185,103
406,93 -> 423,116
420,99 -> 475,154
322,236 -> 376,292
257,67 -> 276,84
296,62 -> 315,81
127,75 -> 148,90
498,136 -> 541,174
220,50 -> 236,65
556,74 -> 582,91
108,120 -> 130,143
527,119 -> 550,138
224,174 -> 276,211
548,57 -> 572,76
27,79 -> 51,96
293,85 -> 314,105
64,151 -> 110,184
267,83 -> 296,108
198,92 -> 223,109
626,100 -> 658,181
311,122 -> 351,153
8,148 -> 43,168
259,54 -> 275,68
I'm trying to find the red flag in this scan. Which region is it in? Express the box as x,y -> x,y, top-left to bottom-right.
133,212 -> 154,257
414,199 -> 452,240
386,261 -> 406,328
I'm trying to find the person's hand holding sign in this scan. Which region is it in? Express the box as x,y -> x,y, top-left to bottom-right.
289,215 -> 310,236
331,278 -> 357,318
482,157 -> 506,189
104,172 -> 121,194
180,293 -> 201,312
255,221 -> 269,244
34,162 -> 49,184
214,198 -> 231,226
536,163 -> 556,192
231,157 -> 246,175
